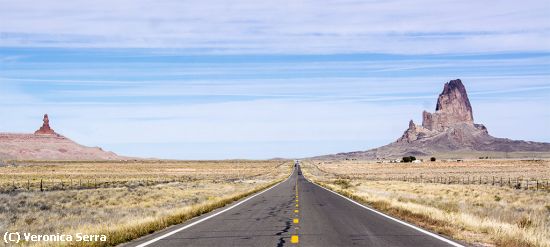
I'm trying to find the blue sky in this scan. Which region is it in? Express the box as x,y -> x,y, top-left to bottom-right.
0,1 -> 549,159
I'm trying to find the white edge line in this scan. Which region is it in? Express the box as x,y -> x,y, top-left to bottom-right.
303,175 -> 464,247
134,169 -> 294,247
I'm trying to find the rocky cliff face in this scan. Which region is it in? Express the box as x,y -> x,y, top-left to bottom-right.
397,79 -> 488,144
429,79 -> 473,129
314,79 -> 550,160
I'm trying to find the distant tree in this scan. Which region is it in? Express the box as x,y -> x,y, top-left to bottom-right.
402,156 -> 411,163
410,156 -> 416,161
430,157 -> 436,162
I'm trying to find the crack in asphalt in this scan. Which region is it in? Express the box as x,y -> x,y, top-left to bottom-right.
275,197 -> 295,247
276,219 -> 292,247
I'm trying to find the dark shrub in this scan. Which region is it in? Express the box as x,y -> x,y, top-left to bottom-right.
402,156 -> 416,163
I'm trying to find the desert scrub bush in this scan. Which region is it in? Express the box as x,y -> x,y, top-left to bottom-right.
333,179 -> 352,189
516,216 -> 533,229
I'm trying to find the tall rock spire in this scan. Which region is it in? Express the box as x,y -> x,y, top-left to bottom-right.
398,79 -> 484,143
314,78 -> 550,160
34,114 -> 57,135
422,79 -> 474,131
435,79 -> 473,122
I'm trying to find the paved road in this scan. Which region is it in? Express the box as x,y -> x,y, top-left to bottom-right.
127,164 -> 462,247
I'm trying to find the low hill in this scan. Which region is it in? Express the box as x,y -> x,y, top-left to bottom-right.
0,114 -> 122,161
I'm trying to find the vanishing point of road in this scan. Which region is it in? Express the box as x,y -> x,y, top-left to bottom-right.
126,164 -> 463,247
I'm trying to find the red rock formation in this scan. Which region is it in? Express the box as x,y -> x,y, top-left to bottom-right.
0,114 -> 123,160
34,114 -> 57,135
422,79 -> 474,131
314,78 -> 550,160
399,79 -> 485,142
397,120 -> 418,143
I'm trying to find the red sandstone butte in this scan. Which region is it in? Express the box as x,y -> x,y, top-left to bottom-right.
34,114 -> 58,135
0,114 -> 122,160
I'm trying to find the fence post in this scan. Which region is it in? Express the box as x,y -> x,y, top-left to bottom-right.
40,179 -> 43,192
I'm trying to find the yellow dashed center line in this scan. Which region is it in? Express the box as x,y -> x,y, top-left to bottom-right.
290,166 -> 306,244
292,167 -> 300,244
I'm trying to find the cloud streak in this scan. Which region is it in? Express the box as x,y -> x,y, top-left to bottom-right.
1,0 -> 549,54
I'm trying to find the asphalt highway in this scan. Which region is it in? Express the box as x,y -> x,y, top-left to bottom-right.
126,164 -> 463,247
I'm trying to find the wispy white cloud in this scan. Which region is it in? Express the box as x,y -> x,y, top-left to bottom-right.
1,0 -> 549,53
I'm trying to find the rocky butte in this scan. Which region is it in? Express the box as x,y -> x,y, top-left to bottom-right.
0,114 -> 122,160
396,79 -> 489,145
316,79 -> 550,160
34,114 -> 58,135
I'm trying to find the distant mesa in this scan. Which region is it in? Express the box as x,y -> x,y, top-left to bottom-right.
0,114 -> 123,161
316,79 -> 550,160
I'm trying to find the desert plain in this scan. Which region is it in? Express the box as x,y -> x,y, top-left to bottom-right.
0,160 -> 290,246
302,159 -> 550,247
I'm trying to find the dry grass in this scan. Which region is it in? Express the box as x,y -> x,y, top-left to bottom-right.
302,159 -> 550,247
0,160 -> 285,191
311,159 -> 550,180
0,160 -> 291,246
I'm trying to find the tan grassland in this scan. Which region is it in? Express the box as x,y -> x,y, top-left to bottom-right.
302,159 -> 550,247
0,160 -> 291,246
